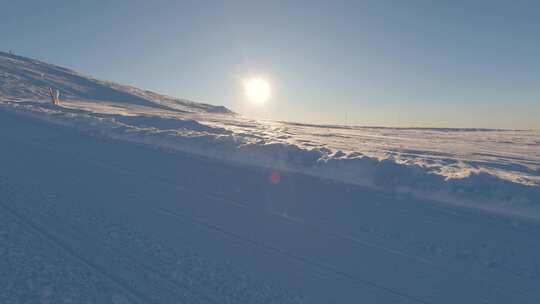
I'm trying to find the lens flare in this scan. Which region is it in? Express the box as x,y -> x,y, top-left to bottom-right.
269,171 -> 281,184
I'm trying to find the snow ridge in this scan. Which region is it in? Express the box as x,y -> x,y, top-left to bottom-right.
2,101 -> 539,220
1,51 -> 539,220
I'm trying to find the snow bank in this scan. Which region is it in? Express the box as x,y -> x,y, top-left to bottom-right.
2,101 -> 539,220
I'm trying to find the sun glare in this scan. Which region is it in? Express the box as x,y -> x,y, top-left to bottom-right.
244,78 -> 271,104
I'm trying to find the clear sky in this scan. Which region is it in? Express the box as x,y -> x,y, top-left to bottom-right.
2,0 -> 539,129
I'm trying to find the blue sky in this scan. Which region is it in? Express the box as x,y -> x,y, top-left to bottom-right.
2,0 -> 539,128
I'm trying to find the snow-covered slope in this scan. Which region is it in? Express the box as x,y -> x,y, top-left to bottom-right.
1,51 -> 539,219
0,51 -> 233,114
2,52 -> 540,303
2,106 -> 540,304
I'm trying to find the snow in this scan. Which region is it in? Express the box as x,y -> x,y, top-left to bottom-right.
2,51 -> 540,303
3,100 -> 539,219
1,51 -> 538,219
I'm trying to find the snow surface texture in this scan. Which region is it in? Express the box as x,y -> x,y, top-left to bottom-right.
2,111 -> 540,303
1,51 -> 539,219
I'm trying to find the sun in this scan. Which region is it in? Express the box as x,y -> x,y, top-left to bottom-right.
244,78 -> 271,104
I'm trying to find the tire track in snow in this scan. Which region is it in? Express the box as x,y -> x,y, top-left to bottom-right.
0,179 -> 230,304
156,207 -> 431,304
0,200 -> 151,304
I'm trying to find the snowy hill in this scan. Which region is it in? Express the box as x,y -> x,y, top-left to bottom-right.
0,51 -> 233,114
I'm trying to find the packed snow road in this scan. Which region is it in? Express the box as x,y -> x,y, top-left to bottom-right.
1,110 -> 540,303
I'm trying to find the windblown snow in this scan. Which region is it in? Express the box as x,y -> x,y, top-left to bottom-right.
1,51 -> 539,219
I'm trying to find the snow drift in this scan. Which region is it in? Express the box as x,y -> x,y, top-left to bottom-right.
1,51 -> 539,219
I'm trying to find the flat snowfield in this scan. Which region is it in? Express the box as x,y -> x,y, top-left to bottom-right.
2,111 -> 540,303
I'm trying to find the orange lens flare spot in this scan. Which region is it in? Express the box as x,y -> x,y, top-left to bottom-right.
269,171 -> 281,184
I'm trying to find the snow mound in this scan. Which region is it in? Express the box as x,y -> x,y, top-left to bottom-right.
2,101 -> 539,220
